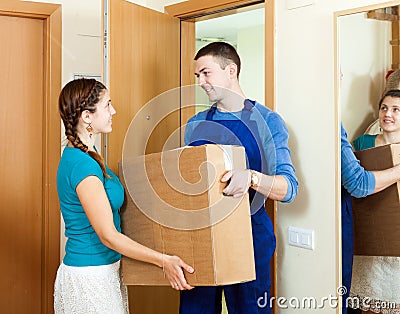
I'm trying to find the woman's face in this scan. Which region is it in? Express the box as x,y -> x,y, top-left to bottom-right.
90,89 -> 116,135
379,95 -> 400,133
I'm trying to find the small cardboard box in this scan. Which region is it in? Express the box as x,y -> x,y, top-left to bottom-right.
352,144 -> 400,256
119,144 -> 256,286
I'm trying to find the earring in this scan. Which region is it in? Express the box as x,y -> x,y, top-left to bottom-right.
86,124 -> 93,138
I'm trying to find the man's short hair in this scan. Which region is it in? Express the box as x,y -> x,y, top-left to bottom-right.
194,42 -> 241,77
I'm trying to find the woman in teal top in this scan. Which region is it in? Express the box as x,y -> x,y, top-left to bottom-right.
54,79 -> 194,313
57,146 -> 124,266
353,134 -> 377,151
350,89 -> 400,313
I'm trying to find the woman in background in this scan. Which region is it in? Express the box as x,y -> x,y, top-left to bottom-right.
350,89 -> 400,313
54,78 -> 194,313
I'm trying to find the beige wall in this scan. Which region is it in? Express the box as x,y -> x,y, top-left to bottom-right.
275,1 -> 397,313
126,0 -> 181,12
340,13 -> 390,142
237,24 -> 265,105
25,0 -> 102,84
26,0 -> 102,149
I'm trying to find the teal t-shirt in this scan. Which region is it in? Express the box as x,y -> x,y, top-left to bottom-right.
57,146 -> 124,266
353,134 -> 377,151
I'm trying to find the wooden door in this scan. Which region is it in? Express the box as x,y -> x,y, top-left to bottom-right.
106,0 -> 194,312
107,0 -> 187,172
0,1 -> 61,313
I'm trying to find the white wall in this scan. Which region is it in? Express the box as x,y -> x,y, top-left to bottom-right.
126,0 -> 181,12
195,17 -> 265,111
25,0 -> 103,84
237,24 -> 265,105
275,1 -> 395,313
27,0 -> 103,150
340,13 -> 390,142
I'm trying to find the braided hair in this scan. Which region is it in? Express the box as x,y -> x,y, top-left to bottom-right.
59,78 -> 110,178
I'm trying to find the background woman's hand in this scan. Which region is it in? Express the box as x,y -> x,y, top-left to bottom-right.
163,254 -> 194,290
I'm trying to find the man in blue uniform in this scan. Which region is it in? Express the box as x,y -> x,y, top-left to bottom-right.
180,42 -> 298,314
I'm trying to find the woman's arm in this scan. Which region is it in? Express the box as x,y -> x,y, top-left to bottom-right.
372,165 -> 400,194
341,123 -> 400,197
76,176 -> 194,290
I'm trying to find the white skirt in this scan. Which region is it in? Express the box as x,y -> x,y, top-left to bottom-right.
54,261 -> 129,314
350,255 -> 400,313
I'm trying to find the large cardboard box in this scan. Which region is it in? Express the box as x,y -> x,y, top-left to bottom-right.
119,144 -> 256,286
352,144 -> 400,256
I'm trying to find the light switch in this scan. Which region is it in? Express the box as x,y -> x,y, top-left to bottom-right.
300,233 -> 309,246
289,231 -> 299,244
287,0 -> 316,10
288,226 -> 314,250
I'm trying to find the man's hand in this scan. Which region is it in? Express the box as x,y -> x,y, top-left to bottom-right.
221,170 -> 251,198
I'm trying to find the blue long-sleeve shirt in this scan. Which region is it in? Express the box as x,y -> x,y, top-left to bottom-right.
184,102 -> 298,203
341,123 -> 375,198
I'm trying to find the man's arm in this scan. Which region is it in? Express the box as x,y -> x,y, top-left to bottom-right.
262,112 -> 298,202
341,123 -> 375,197
341,123 -> 400,197
220,110 -> 298,202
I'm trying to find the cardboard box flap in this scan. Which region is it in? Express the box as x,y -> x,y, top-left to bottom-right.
354,143 -> 400,170
122,147 -> 212,230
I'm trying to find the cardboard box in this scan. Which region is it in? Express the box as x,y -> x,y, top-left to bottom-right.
352,144 -> 400,256
119,144 -> 256,286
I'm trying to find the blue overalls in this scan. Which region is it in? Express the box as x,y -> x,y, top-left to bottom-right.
180,100 -> 276,314
341,186 -> 353,314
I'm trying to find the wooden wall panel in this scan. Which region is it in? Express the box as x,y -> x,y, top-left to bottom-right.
0,2 -> 61,312
0,15 -> 44,313
107,0 -> 181,312
108,0 -> 181,172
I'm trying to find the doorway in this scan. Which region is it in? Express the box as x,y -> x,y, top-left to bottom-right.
191,7 -> 265,314
106,0 -> 274,312
194,7 -> 265,110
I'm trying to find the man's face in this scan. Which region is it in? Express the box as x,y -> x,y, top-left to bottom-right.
194,55 -> 232,103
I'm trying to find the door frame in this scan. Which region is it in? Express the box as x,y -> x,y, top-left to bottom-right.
0,1 -> 62,312
166,0 -> 277,310
165,0 -> 275,109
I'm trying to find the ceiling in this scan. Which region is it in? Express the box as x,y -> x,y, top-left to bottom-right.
195,7 -> 265,44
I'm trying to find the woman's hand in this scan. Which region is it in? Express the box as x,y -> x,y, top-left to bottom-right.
221,170 -> 251,198
163,254 -> 195,290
